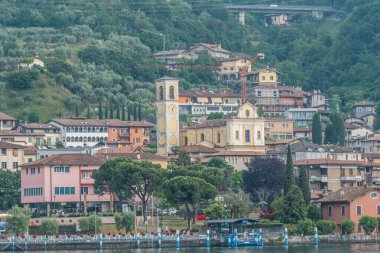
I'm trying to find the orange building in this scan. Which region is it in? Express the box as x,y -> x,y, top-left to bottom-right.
320,186 -> 380,234
107,120 -> 154,147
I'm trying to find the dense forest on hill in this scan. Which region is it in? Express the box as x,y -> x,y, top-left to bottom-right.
0,0 -> 378,123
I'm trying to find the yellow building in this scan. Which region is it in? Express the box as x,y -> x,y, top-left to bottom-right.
180,102 -> 266,153
156,76 -> 180,156
249,67 -> 280,85
17,123 -> 61,147
219,55 -> 251,81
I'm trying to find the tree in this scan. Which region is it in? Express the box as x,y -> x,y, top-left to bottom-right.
298,167 -> 310,206
116,106 -> 120,119
316,220 -> 337,235
341,219 -> 355,235
87,105 -> 91,118
204,203 -> 225,220
109,105 -> 114,119
324,113 -> 346,146
133,103 -> 137,121
284,145 -> 295,195
312,113 -> 322,144
138,102 -> 142,121
94,158 -> 164,223
224,191 -> 250,219
55,140 -> 64,148
231,172 -> 244,193
163,176 -> 217,229
127,107 -> 131,121
122,106 -> 126,121
297,218 -> 315,235
281,185 -> 306,224
6,206 -> 31,235
28,112 -> 39,123
171,146 -> 191,166
207,112 -> 224,120
7,69 -> 39,89
105,104 -> 109,119
307,204 -> 322,222
40,219 -> 59,235
359,216 -> 378,235
114,212 -> 135,233
243,157 -> 285,202
0,170 -> 20,210
98,102 -> 103,120
78,214 -> 102,233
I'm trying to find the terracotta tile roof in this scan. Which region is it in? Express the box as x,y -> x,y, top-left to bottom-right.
50,118 -> 154,128
179,90 -> 241,98
204,151 -> 266,157
0,141 -> 25,149
365,135 -> 380,141
353,101 -> 375,107
182,145 -> 219,154
190,43 -> 231,54
0,112 -> 15,120
0,130 -> 44,136
294,127 -> 312,132
153,50 -> 187,57
21,154 -> 103,167
95,148 -> 166,161
185,120 -> 226,130
319,186 -> 380,203
20,123 -> 60,130
24,146 -> 37,155
264,117 -> 293,122
294,159 -> 363,166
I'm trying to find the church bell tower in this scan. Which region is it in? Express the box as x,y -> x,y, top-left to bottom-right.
155,76 -> 180,156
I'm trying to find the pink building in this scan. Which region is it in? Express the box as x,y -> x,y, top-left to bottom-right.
320,186 -> 380,234
21,154 -> 114,214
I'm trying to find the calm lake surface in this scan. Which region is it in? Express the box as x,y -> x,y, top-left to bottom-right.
12,243 -> 380,253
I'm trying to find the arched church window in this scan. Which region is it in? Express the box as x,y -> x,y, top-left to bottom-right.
159,86 -> 164,100
245,109 -> 250,118
257,130 -> 261,140
235,130 -> 239,140
169,86 -> 175,99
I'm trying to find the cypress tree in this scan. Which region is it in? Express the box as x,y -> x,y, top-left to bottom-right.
324,113 -> 346,146
116,106 -> 120,119
98,102 -> 103,120
75,105 -> 79,117
138,102 -> 142,121
133,103 -> 137,121
298,167 -> 311,206
312,113 -> 322,144
87,105 -> 90,118
110,105 -> 114,119
122,106 -> 126,121
127,107 -> 131,121
284,145 -> 295,195
105,104 -> 108,119
281,185 -> 307,224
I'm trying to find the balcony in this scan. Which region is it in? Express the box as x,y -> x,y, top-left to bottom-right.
119,132 -> 130,137
340,176 -> 362,181
371,177 -> 380,183
310,175 -> 328,182
81,177 -> 94,184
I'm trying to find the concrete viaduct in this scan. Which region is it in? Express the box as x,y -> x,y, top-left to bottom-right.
225,4 -> 336,25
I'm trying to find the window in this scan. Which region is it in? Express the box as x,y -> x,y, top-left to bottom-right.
217,133 -> 221,143
328,205 -> 333,216
1,148 -> 6,155
235,131 -> 239,140
270,75 -> 274,80
356,205 -> 362,215
28,158 -> 33,162
26,168 -> 28,174
83,171 -> 89,178
370,192 -> 378,199
112,128 -> 116,132
31,168 -> 36,174
54,187 -> 75,195
245,110 -> 250,118
245,129 -> 251,142
54,167 -> 70,173
159,86 -> 164,100
1,162 -> 7,169
169,85 -> 175,99
341,205 -> 346,216
24,188 -> 42,196
257,91 -> 262,97
377,205 -> 380,215
135,128 -> 138,133
257,131 -> 261,140
135,138 -> 140,143
81,187 -> 89,195
13,162 -> 18,169
38,168 -> 40,174
262,76 -> 265,81
201,133 -> 205,142
12,149 -> 18,156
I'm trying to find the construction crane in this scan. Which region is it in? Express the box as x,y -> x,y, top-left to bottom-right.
240,53 -> 265,104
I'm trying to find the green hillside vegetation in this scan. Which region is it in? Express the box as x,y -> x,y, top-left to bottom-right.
0,0 -> 378,122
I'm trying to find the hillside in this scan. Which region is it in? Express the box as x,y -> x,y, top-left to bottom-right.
0,0 -> 378,123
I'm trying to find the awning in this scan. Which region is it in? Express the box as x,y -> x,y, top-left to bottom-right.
197,97 -> 209,103
212,97 -> 223,103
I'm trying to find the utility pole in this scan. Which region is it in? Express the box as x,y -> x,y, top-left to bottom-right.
141,29 -> 167,62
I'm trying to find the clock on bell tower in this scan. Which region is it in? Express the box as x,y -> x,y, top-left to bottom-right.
155,76 -> 180,156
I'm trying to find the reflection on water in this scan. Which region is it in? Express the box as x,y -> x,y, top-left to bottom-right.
4,243 -> 380,253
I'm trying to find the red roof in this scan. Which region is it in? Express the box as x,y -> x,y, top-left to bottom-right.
294,159 -> 363,166
0,112 -> 15,121
95,148 -> 166,161
185,120 -> 226,130
182,145 -> 219,154
179,90 -> 241,98
50,118 -> 154,128
204,151 -> 266,157
319,186 -> 380,203
21,154 -> 103,167
0,141 -> 25,149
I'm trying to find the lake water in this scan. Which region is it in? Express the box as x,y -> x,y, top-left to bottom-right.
15,243 -> 380,253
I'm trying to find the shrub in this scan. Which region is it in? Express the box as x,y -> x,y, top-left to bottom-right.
40,219 -> 59,235
316,220 -> 336,235
307,204 -> 322,222
7,69 -> 39,89
297,218 -> 315,235
78,215 -> 102,233
341,220 -> 355,235
359,216 -> 378,235
114,212 -> 135,233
